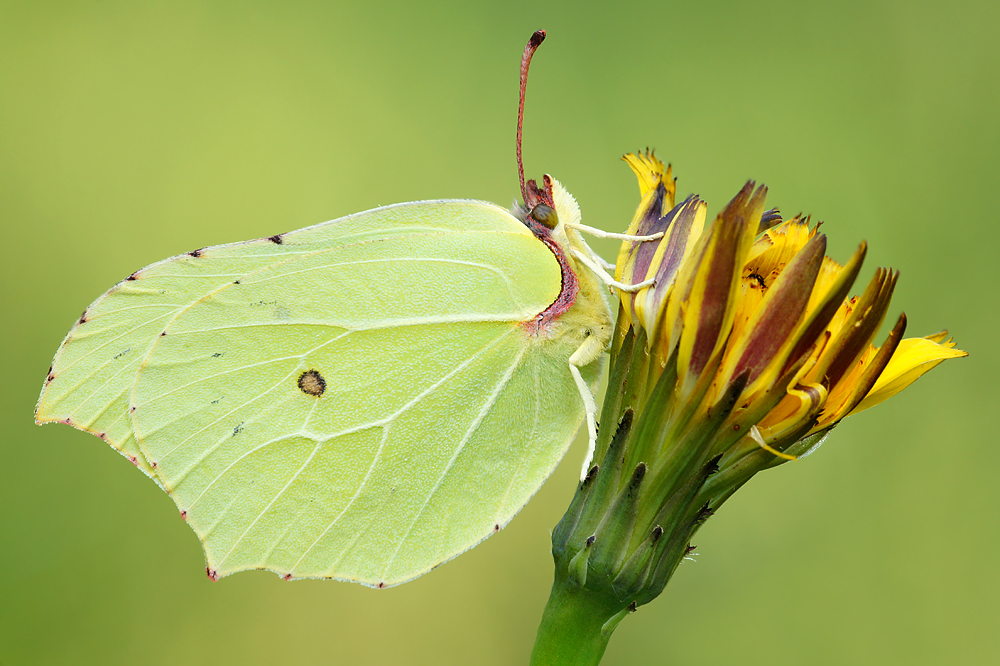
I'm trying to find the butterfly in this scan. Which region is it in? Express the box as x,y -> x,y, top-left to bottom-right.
35,30 -> 657,588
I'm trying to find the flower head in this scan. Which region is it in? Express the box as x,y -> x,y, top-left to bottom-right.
548,151 -> 966,624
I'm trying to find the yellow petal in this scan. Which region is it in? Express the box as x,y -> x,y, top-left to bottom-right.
757,380 -> 828,442
923,330 -> 952,344
617,151 -> 678,296
623,150 -> 675,205
743,216 -> 816,278
673,183 -> 764,389
717,232 -> 827,395
817,312 -> 906,428
630,197 -> 707,346
849,336 -> 967,414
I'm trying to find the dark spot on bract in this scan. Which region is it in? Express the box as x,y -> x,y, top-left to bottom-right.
628,601 -> 637,613
298,370 -> 326,397
694,502 -> 714,526
630,462 -> 647,487
189,248 -> 203,258
268,234 -> 283,244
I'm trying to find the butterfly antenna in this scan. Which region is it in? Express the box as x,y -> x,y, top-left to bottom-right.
517,30 -> 546,205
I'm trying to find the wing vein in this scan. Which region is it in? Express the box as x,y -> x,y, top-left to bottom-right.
379,344 -> 528,579
217,440 -> 325,568
161,371 -> 302,485
53,312 -> 175,377
244,257 -> 514,288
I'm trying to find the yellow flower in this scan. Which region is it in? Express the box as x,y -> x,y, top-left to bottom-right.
616,150 -> 966,462
544,150 -> 967,645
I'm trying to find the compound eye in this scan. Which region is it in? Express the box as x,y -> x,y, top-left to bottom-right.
530,204 -> 559,229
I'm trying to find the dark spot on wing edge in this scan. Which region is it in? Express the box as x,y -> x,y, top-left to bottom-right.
268,234 -> 284,244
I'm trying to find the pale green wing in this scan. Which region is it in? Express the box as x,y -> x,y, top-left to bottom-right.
38,200 -> 599,586
35,200 -> 543,473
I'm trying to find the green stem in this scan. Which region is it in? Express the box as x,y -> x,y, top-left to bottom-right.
529,572 -> 625,666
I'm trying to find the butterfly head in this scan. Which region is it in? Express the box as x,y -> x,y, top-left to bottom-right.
513,173 -> 581,240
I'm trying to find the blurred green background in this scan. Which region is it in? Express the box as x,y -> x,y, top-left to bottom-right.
2,1 -> 996,664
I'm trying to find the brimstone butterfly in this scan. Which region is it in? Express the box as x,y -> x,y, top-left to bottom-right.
35,31 -> 654,587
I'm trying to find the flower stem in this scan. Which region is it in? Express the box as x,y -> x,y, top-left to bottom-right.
529,570 -> 625,666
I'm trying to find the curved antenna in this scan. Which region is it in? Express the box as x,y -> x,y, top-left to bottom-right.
517,30 -> 546,205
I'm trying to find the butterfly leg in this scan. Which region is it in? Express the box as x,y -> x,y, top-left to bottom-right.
577,236 -> 616,270
571,248 -> 655,293
566,222 -> 664,243
568,334 -> 606,481
567,222 -> 664,271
